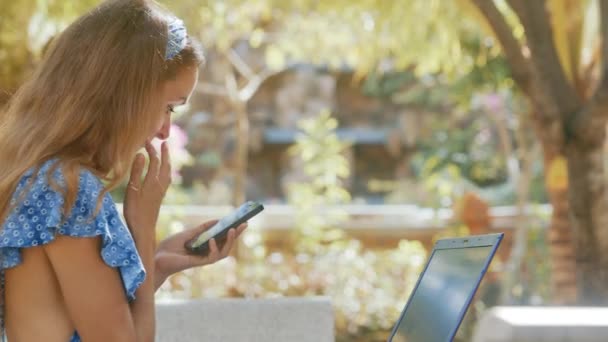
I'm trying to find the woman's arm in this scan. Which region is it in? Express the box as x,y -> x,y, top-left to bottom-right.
121,141 -> 172,340
44,235 -> 146,342
129,231 -> 156,342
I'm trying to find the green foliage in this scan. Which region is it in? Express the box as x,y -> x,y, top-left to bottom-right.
0,0 -> 97,94
156,216 -> 428,342
408,118 -> 547,207
405,113 -> 509,209
508,225 -> 552,304
286,110 -> 352,253
169,0 -> 505,81
417,121 -> 507,185
173,0 -> 274,52
0,0 -> 512,101
263,0 -> 494,78
447,37 -> 515,108
0,1 -> 36,93
362,70 -> 417,99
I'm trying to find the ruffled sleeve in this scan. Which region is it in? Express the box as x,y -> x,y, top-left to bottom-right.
0,160 -> 146,301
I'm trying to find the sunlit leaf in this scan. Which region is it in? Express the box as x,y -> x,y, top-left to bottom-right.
265,44 -> 286,70
249,28 -> 265,48
547,155 -> 569,191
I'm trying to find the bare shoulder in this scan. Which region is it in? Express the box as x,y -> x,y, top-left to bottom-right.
5,235 -> 137,342
5,246 -> 75,341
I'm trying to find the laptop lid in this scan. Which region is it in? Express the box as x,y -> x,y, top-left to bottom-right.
387,233 -> 504,342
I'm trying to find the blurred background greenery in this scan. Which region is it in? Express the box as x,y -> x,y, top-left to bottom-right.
2,0 -> 607,340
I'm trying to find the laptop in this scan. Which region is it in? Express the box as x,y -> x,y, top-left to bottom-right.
387,233 -> 504,342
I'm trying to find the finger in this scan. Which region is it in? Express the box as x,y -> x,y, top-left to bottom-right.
145,140 -> 160,178
201,220 -> 219,230
196,220 -> 220,235
128,153 -> 145,191
159,141 -> 172,185
207,238 -> 220,260
235,223 -> 248,236
220,229 -> 237,257
181,220 -> 220,242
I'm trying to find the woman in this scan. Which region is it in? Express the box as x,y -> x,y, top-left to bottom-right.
0,0 -> 245,341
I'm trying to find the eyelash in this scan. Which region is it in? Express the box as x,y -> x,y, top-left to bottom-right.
167,105 -> 176,114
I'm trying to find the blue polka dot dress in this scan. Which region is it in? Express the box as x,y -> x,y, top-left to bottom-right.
0,159 -> 146,341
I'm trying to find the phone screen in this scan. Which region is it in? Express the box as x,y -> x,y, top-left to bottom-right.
190,201 -> 263,248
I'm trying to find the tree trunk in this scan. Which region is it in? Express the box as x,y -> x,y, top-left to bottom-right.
499,127 -> 536,305
233,100 -> 249,206
543,150 -> 578,304
566,134 -> 608,305
471,0 -> 608,305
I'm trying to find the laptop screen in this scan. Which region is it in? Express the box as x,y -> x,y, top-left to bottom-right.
390,245 -> 493,342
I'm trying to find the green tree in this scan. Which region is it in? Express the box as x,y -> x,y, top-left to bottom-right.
173,0 -> 286,206
286,110 -> 352,253
469,0 -> 604,305
263,0 -> 604,305
0,0 -> 98,103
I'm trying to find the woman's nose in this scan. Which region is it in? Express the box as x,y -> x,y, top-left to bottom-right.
155,120 -> 171,140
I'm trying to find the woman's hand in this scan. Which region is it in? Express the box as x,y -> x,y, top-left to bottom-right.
154,220 -> 247,289
123,140 -> 171,246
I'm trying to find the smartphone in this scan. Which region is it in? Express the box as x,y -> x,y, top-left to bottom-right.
185,201 -> 264,255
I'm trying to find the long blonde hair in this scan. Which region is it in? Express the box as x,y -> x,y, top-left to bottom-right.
0,0 -> 204,224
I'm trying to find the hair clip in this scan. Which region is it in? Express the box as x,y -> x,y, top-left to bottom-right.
166,17 -> 187,60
